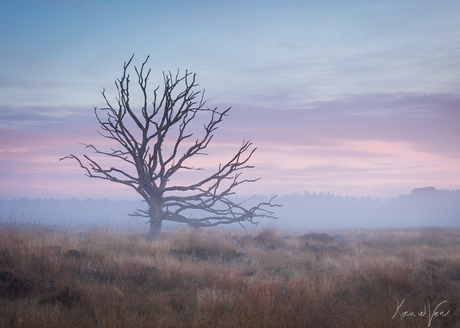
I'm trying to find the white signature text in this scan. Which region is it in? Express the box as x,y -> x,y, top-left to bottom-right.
391,298 -> 450,327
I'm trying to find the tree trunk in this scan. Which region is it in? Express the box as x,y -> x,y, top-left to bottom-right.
146,218 -> 162,241
146,197 -> 164,241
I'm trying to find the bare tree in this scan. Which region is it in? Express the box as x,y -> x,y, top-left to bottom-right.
61,55 -> 278,240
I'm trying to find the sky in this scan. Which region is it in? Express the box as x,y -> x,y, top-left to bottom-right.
0,0 -> 459,201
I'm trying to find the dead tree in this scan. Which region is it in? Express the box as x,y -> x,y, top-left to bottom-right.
61,55 -> 278,240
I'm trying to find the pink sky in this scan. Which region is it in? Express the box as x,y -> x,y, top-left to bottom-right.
1,92 -> 459,200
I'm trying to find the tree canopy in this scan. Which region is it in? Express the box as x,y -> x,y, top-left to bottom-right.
61,55 -> 278,239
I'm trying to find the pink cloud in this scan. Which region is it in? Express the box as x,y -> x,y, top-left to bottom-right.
0,92 -> 459,199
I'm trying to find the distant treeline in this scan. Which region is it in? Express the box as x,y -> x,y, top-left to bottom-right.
0,187 -> 459,230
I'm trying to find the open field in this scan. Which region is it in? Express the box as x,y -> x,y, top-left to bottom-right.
0,220 -> 459,327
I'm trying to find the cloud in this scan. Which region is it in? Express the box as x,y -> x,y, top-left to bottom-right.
0,78 -> 72,90
0,105 -> 95,131
204,92 -> 460,196
217,92 -> 460,156
14,60 -> 60,71
0,92 -> 459,199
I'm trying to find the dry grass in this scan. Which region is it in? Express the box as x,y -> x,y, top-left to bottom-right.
1,219 -> 459,327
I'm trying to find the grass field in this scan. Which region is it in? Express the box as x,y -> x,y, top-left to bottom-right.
0,219 -> 459,327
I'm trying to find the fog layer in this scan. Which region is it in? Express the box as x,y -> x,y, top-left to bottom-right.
0,187 -> 458,231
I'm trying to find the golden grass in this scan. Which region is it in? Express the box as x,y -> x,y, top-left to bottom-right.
1,220 -> 459,327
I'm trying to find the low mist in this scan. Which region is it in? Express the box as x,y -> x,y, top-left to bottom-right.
1,187 -> 458,232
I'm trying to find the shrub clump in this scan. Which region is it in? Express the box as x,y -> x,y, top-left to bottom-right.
253,228 -> 285,250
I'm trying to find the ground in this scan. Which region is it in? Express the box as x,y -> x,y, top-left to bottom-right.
0,220 -> 459,327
